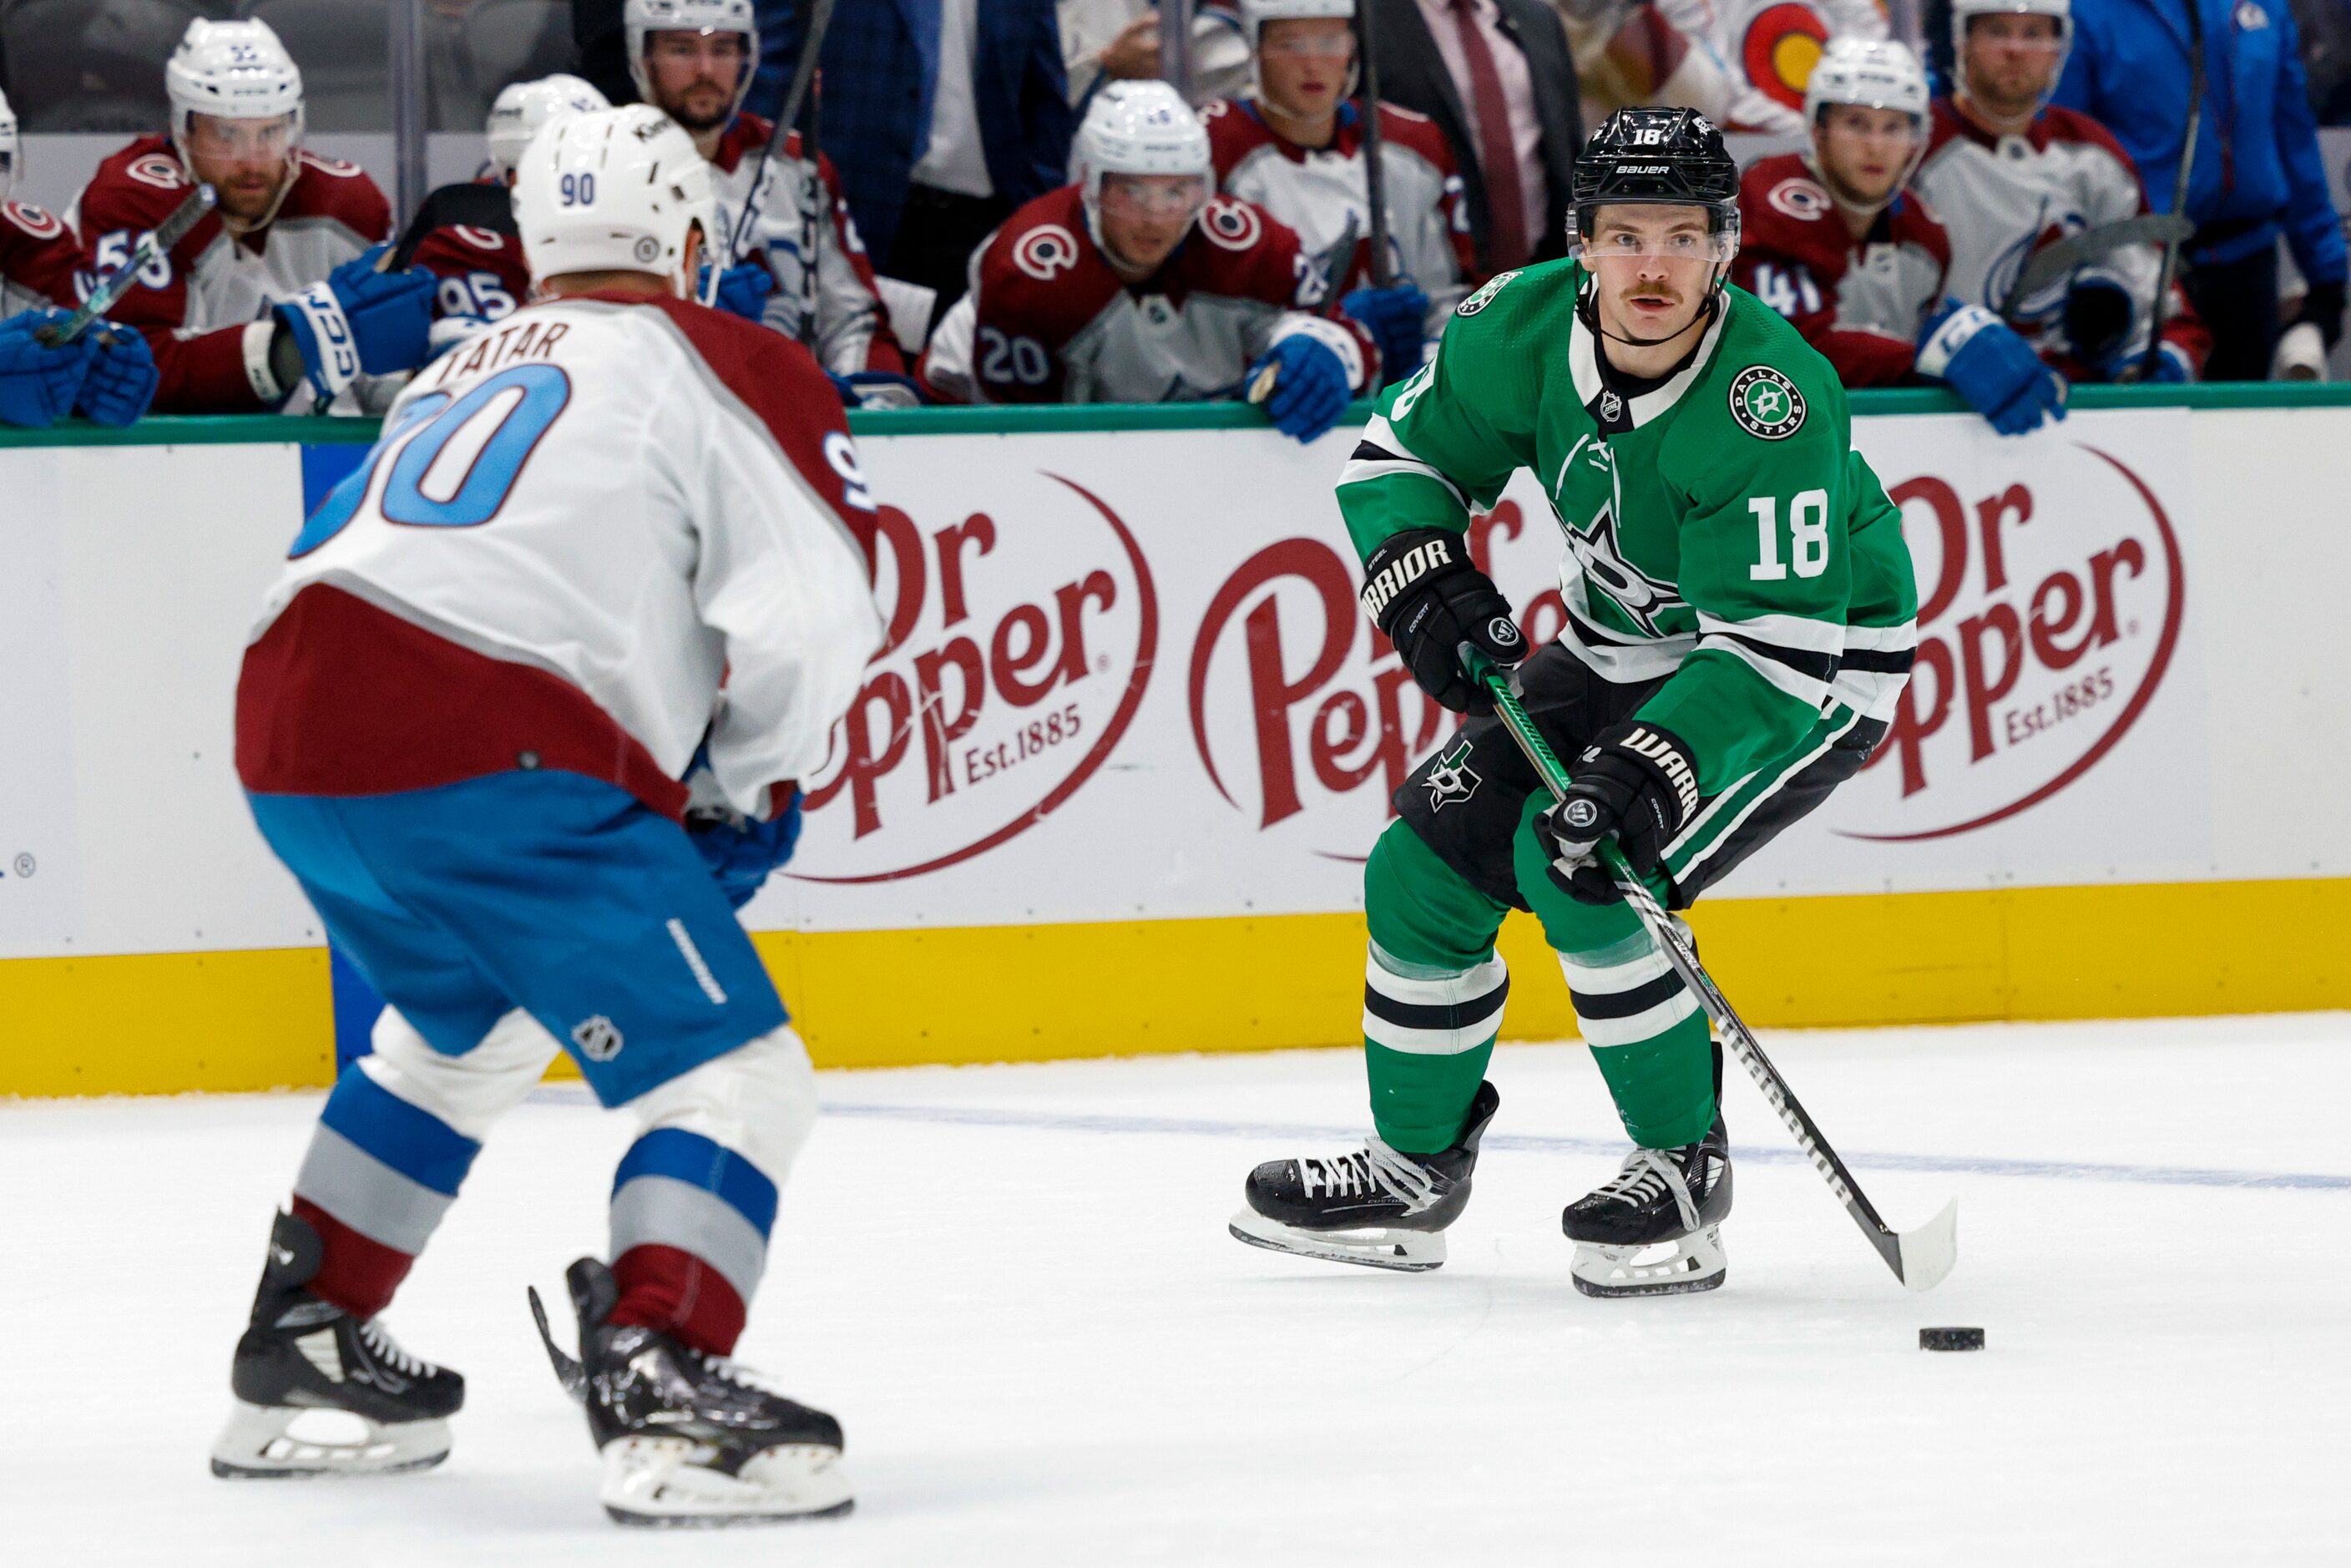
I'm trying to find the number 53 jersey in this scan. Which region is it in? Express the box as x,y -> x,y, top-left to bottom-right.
236,293 -> 884,824
1339,260 -> 1919,793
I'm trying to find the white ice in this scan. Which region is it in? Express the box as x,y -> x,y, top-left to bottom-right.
7,1014 -> 2348,1565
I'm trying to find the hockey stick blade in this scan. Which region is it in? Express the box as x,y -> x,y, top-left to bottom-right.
1458,643 -> 1958,1291
38,184 -> 215,346
526,1284 -> 589,1404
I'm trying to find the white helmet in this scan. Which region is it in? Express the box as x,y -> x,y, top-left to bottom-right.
515,105 -> 718,298
1803,39 -> 1931,213
487,74 -> 610,183
165,18 -> 305,149
1950,0 -> 2073,92
0,88 -> 17,205
1075,81 -> 1213,250
1239,0 -> 1354,49
624,0 -> 757,114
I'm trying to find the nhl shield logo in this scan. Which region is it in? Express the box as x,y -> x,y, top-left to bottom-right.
1728,365 -> 1806,440
570,1015 -> 624,1062
1423,739 -> 1482,813
1598,389 -> 1624,424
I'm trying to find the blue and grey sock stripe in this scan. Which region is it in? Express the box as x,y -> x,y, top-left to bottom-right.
1559,929 -> 1698,1047
1362,948 -> 1509,1055
609,1127 -> 779,1309
293,1061 -> 483,1255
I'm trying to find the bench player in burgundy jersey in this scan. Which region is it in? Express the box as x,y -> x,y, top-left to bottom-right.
920,81 -> 1378,442
1735,38 -> 2065,434
70,18 -> 433,414
1202,0 -> 1475,382
624,0 -> 911,402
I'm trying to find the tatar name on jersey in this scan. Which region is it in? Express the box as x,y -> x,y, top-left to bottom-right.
1733,152 -> 1950,385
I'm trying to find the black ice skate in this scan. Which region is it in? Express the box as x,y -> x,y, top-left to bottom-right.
210,1209 -> 463,1479
1561,1112 -> 1733,1297
1228,1080 -> 1501,1272
549,1256 -> 852,1526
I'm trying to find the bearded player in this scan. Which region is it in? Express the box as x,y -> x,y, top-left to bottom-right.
1229,108 -> 1918,1298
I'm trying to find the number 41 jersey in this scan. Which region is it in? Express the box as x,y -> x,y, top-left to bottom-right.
236,293 -> 884,822
1339,260 -> 1919,793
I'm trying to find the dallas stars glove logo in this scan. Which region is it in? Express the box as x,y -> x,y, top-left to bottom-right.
1728,365 -> 1806,440
1423,738 -> 1482,812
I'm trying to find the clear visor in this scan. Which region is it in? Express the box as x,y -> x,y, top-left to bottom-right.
185,113 -> 296,163
1261,31 -> 1356,59
1574,224 -> 1736,266
644,28 -> 751,65
1099,173 -> 1210,220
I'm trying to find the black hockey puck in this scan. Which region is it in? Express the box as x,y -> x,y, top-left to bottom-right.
1919,1327 -> 1984,1352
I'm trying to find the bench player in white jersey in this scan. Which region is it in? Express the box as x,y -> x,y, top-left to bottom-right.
212,105 -> 882,1526
624,0 -> 913,405
71,18 -> 436,414
920,80 -> 1378,442
0,86 -> 157,428
1735,38 -> 2065,434
1914,0 -> 2209,382
1202,0 -> 1474,381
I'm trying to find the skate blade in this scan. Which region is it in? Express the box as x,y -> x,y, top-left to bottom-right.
1569,1227 -> 1727,1299
1227,1208 -> 1445,1272
209,1401 -> 450,1479
600,1435 -> 854,1526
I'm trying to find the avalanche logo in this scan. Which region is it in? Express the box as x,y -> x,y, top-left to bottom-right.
1013,225 -> 1081,282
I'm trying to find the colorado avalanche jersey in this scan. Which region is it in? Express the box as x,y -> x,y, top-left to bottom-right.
1914,100 -> 2208,377
72,136 -> 393,412
919,185 -> 1376,405
1201,97 -> 1474,343
0,199 -> 86,316
236,295 -> 883,822
407,201 -> 531,326
1732,152 -> 1951,387
706,115 -> 903,376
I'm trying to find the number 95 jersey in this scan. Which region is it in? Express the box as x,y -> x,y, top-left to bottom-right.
239,293 -> 884,822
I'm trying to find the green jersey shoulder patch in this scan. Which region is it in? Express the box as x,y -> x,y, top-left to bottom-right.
1454,269 -> 1523,316
1727,364 -> 1807,441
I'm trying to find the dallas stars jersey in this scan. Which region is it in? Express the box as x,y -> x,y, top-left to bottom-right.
1338,260 -> 1918,792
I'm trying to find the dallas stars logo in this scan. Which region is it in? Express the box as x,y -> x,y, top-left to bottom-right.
1567,499 -> 1686,636
1423,739 -> 1481,812
1728,365 -> 1807,440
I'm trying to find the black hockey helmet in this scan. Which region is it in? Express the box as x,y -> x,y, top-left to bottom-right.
1569,107 -> 1741,244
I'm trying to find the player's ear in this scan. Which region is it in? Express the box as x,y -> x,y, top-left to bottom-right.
680,220 -> 705,303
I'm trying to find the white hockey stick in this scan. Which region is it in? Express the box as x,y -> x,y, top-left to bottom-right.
1462,645 -> 1958,1291
37,184 -> 215,346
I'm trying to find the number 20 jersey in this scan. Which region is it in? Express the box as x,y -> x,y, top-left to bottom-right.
1338,261 -> 1919,792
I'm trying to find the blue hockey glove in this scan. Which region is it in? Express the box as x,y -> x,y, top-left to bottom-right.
827,370 -> 924,411
75,325 -> 158,427
1915,302 -> 2066,438
700,260 -> 776,323
1246,331 -> 1351,443
2142,340 -> 2194,383
685,790 -> 805,911
0,309 -> 93,428
274,244 -> 435,402
1342,281 -> 1429,382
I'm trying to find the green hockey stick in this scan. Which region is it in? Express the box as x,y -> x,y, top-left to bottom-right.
1459,644 -> 1957,1292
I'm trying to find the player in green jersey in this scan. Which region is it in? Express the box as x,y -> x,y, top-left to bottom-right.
1228,108 -> 1919,1297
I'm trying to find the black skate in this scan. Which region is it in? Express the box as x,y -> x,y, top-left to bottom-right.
1228,1080 -> 1501,1272
210,1210 -> 463,1479
549,1257 -> 852,1526
1561,1112 -> 1733,1297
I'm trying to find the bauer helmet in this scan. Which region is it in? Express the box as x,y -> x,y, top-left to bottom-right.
1802,38 -> 1930,212
487,74 -> 610,184
1241,0 -> 1361,105
0,88 -> 16,204
1949,0 -> 2073,92
624,0 -> 757,117
1074,81 -> 1214,253
1570,107 -> 1741,246
165,18 -> 304,151
514,104 -> 719,300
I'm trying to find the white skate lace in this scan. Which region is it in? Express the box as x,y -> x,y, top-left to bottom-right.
695,1350 -> 795,1400
1298,1139 -> 1442,1213
1591,1148 -> 1702,1233
356,1317 -> 432,1378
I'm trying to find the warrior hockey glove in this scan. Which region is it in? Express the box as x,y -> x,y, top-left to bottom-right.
700,260 -> 775,323
1247,330 -> 1351,443
1916,303 -> 2065,438
1540,721 -> 1701,905
1360,527 -> 1524,714
0,310 -> 93,428
685,788 -> 806,911
272,245 -> 435,402
75,326 -> 157,427
1342,282 -> 1429,383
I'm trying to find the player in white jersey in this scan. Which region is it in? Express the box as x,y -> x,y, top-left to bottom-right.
1912,0 -> 2209,382
624,0 -> 913,402
214,105 -> 881,1526
1202,0 -> 1474,379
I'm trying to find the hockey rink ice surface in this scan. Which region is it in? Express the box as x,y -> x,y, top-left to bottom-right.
8,1014 -> 2348,1565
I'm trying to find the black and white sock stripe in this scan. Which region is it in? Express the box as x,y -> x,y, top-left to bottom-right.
1362,950 -> 1509,1056
1558,941 -> 1697,1047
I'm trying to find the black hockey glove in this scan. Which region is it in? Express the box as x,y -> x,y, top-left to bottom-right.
1539,721 -> 1702,905
2299,279 -> 2346,351
1360,528 -> 1524,714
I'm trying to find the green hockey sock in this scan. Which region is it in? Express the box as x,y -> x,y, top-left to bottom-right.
1360,821 -> 1509,1154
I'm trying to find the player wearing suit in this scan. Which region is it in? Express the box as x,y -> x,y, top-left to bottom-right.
212,107 -> 881,1526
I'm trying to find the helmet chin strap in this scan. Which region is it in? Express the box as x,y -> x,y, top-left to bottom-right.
1588,273 -> 1725,352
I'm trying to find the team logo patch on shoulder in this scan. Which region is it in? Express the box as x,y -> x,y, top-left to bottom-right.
1766,176 -> 1833,222
1455,269 -> 1521,316
1728,365 -> 1807,440
1013,224 -> 1080,281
